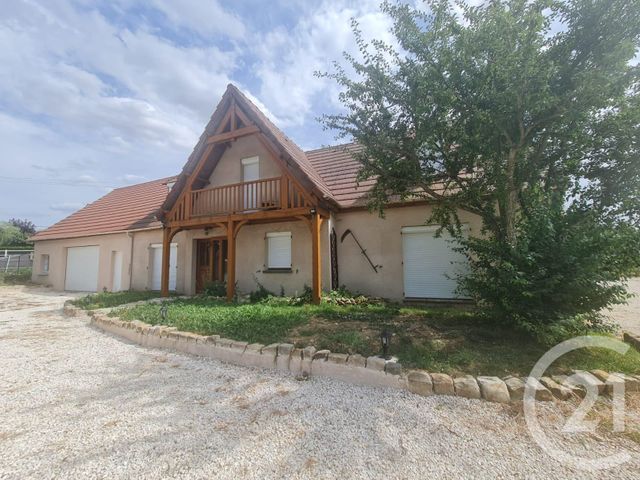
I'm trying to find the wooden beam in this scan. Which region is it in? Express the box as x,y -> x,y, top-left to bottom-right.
233,219 -> 248,239
169,206 -> 314,229
206,125 -> 260,145
311,212 -> 323,304
160,227 -> 171,297
226,220 -> 236,302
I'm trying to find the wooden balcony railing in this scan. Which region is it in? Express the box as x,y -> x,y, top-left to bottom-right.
169,176 -> 311,223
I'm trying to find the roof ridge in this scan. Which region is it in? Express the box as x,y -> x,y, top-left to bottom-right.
304,142 -> 358,154
111,176 -> 177,191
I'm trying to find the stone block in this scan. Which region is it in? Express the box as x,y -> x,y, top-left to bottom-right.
366,356 -> 386,372
477,376 -> 510,404
523,377 -> 553,401
384,361 -> 402,376
289,348 -> 304,374
347,354 -> 366,368
570,371 -> 606,395
276,343 -> 294,371
504,377 -> 525,401
551,375 -> 585,398
454,375 -> 481,399
312,349 -> 330,360
540,377 -> 572,400
431,373 -> 455,396
328,353 -> 349,364
406,371 -> 433,396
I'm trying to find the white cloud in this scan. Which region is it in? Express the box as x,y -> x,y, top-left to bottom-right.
50,202 -> 86,212
252,0 -> 396,127
150,0 -> 246,39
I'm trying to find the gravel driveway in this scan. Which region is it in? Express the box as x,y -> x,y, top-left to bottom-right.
1,286 -> 638,479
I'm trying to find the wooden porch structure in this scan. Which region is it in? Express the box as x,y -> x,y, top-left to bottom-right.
159,88 -> 331,303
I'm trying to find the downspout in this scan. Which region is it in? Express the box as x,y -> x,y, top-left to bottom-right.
127,231 -> 134,291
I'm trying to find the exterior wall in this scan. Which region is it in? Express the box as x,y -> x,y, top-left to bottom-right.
32,229 -> 173,293
175,219 -> 331,297
332,204 -> 482,301
32,203 -> 478,300
207,134 -> 282,187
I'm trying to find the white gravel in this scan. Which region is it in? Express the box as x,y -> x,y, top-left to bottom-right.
1,286 -> 639,479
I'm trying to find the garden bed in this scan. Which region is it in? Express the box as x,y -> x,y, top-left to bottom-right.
71,291 -> 163,310
111,296 -> 640,377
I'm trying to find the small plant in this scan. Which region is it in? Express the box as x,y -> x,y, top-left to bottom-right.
323,286 -> 382,306
202,280 -> 226,297
249,276 -> 275,303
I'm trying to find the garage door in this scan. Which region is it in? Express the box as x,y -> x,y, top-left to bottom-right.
150,244 -> 177,291
65,246 -> 99,292
401,226 -> 468,299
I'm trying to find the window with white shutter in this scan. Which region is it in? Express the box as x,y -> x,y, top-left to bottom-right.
266,232 -> 292,269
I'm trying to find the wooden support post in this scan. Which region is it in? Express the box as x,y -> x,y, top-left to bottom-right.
160,227 -> 171,297
226,220 -> 236,302
311,212 -> 322,304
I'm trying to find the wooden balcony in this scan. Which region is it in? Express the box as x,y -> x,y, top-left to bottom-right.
168,176 -> 311,225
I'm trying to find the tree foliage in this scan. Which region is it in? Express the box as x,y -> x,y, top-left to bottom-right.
320,0 -> 640,341
0,222 -> 28,246
9,218 -> 36,236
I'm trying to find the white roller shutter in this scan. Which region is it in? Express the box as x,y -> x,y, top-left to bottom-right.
151,244 -> 177,291
401,225 -> 469,299
65,246 -> 99,292
266,232 -> 291,269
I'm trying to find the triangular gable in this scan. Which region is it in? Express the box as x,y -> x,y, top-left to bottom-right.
161,84 -> 337,220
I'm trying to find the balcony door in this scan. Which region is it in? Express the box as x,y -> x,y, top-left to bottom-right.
241,156 -> 259,211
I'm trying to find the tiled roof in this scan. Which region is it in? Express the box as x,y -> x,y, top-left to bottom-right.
30,177 -> 174,241
306,143 -> 375,208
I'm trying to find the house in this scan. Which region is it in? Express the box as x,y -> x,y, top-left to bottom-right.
30,84 -> 481,302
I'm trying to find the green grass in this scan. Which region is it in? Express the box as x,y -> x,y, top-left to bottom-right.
0,269 -> 32,285
113,297 -> 640,377
71,291 -> 162,310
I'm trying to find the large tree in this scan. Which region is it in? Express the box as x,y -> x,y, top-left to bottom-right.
321,0 -> 640,341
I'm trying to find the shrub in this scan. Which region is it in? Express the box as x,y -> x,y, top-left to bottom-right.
202,280 -> 226,297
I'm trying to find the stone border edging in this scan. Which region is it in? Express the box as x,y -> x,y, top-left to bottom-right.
63,304 -> 640,404
623,331 -> 640,351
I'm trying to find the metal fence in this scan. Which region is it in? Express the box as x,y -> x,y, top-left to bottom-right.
0,250 -> 34,272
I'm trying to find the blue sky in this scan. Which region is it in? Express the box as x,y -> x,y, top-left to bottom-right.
0,0 -> 398,229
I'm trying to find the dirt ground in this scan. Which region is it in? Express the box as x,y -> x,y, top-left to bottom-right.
1,285 -> 639,479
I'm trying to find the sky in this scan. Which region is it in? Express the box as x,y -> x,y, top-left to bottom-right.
0,0 -> 399,229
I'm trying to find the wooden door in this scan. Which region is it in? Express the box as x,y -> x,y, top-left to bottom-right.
196,238 -> 227,293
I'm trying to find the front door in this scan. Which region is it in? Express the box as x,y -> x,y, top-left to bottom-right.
196,238 -> 227,293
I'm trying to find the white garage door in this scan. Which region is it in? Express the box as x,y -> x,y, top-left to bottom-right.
402,226 -> 468,299
65,246 -> 99,292
150,244 -> 177,291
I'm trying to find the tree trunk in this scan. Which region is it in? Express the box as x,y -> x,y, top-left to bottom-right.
504,148 -> 518,244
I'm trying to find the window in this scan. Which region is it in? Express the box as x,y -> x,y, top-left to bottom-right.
41,254 -> 49,274
266,232 -> 291,270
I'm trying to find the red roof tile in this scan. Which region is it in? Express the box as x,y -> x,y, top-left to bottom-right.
30,177 -> 174,241
306,143 -> 374,208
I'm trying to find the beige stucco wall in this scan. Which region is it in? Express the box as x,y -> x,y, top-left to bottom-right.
174,218 -> 331,297
207,135 -> 281,187
32,202 -> 479,300
31,229 -> 176,293
332,204 -> 482,300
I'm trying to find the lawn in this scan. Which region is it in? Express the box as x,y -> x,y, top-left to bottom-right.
71,290 -> 162,310
113,296 -> 640,377
0,269 -> 32,285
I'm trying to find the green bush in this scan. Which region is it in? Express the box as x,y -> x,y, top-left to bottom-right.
459,204 -> 636,343
0,269 -> 32,285
202,281 -> 226,297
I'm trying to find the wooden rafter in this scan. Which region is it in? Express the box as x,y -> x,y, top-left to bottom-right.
206,125 -> 260,145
